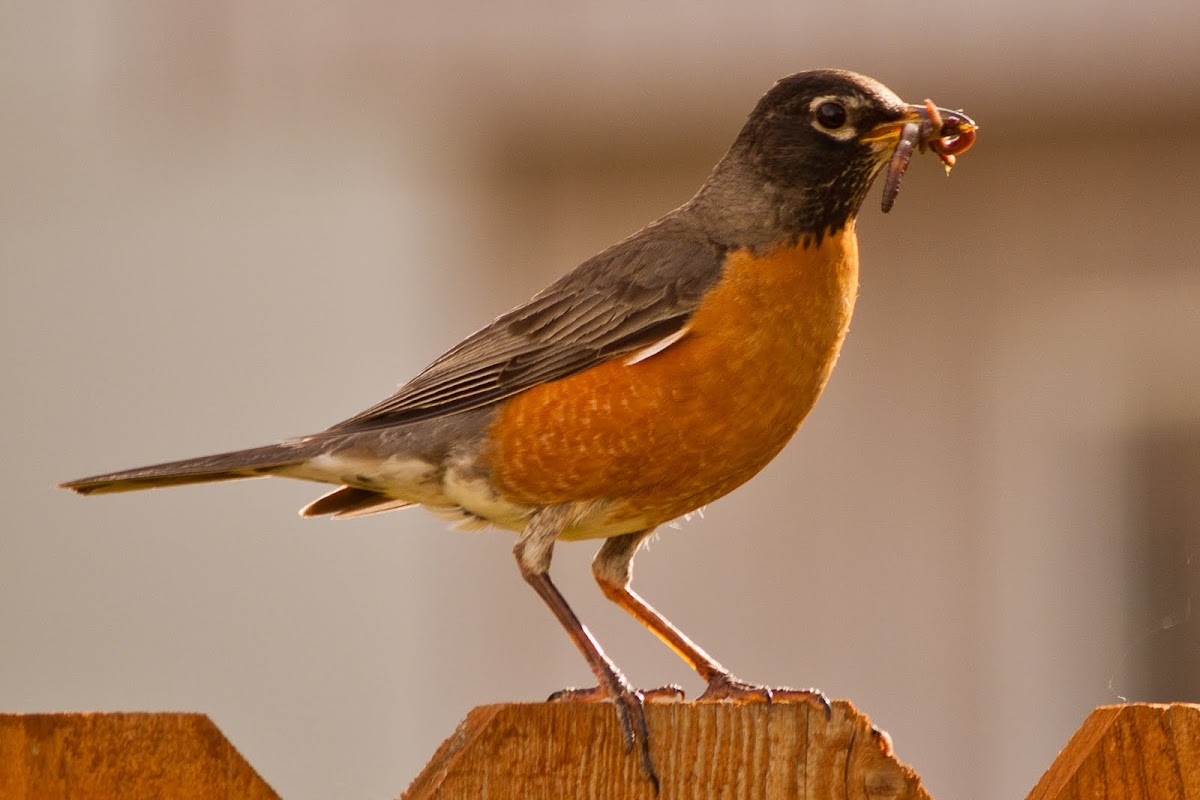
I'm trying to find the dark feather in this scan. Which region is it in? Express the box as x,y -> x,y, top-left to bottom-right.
328,216 -> 728,433
300,486 -> 414,518
59,441 -> 317,495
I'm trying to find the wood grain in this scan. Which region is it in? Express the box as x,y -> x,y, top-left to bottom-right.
0,712 -> 280,800
1026,703 -> 1200,800
403,699 -> 929,800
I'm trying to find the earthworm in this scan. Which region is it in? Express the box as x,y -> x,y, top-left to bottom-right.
881,121 -> 920,213
881,100 -> 977,211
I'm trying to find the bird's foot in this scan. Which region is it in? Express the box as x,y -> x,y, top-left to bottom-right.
549,683 -> 686,704
770,685 -> 834,718
547,679 -> 667,791
697,674 -> 832,718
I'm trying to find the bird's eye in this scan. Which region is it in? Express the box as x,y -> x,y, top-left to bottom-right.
814,101 -> 847,130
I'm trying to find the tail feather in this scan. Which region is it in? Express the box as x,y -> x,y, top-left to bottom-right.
300,486 -> 415,519
59,441 -> 316,496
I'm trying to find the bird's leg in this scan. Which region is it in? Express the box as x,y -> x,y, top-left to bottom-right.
514,508 -> 658,789
592,532 -> 729,686
593,531 -> 830,715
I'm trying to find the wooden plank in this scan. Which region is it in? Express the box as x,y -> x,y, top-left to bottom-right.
1026,703 -> 1200,800
403,699 -> 930,799
0,712 -> 280,800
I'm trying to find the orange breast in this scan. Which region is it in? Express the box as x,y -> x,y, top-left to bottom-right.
485,224 -> 860,534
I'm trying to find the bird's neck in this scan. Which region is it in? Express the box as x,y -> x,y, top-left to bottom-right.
687,154 -> 870,251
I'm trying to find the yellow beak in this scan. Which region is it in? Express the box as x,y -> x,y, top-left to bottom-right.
860,103 -> 977,146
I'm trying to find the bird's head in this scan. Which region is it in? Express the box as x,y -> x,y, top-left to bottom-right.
700,69 -> 976,245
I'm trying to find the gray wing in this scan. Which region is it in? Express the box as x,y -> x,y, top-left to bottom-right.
328,214 -> 727,433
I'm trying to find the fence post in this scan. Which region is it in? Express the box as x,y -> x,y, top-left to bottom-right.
403,699 -> 929,799
0,712 -> 280,800
1025,703 -> 1200,800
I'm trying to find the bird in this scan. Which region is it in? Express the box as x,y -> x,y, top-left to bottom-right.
61,69 -> 976,787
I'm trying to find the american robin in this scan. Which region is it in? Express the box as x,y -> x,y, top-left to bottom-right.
62,69 -> 975,787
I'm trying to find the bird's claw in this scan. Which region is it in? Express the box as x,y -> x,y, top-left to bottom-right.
770,686 -> 833,719
697,674 -> 832,719
547,681 -> 661,791
549,683 -> 685,704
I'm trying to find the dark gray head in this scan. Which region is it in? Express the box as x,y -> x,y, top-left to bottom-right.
694,69 -> 962,246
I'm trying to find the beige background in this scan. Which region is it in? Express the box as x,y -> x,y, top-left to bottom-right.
4,3 -> 1200,799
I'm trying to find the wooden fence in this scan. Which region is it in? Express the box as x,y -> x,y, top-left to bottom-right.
2,702 -> 1196,798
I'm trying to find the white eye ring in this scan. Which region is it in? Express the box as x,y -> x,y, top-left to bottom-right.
808,96 -> 857,141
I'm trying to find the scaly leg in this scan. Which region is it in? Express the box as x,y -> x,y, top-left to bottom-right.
592,531 -> 829,714
514,509 -> 658,789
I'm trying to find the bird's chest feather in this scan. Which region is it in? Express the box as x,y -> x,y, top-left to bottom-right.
485,225 -> 859,534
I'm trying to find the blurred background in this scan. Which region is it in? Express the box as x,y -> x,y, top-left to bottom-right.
3,2 -> 1199,798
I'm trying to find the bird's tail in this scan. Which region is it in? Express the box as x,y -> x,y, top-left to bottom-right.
59,440 -> 319,496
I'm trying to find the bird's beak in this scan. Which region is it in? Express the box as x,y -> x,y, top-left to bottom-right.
860,103 -> 977,147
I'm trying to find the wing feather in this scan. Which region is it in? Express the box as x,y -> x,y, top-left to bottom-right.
328,214 -> 726,433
